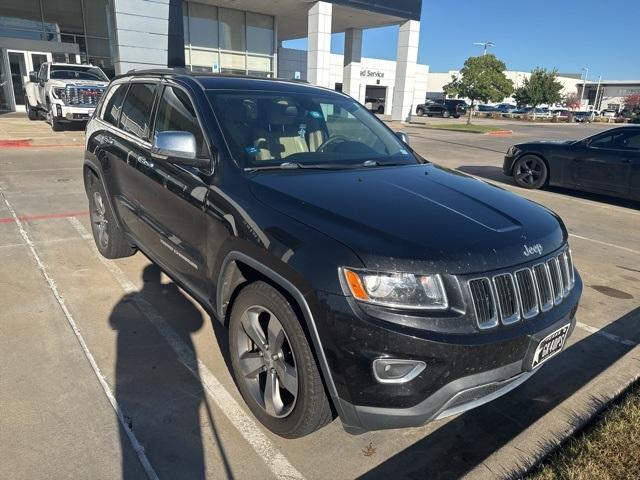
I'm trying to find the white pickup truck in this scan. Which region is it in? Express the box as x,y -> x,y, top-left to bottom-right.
24,63 -> 109,131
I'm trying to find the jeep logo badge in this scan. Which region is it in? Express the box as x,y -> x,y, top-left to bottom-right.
523,243 -> 543,257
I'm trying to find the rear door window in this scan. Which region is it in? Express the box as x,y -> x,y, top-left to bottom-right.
118,83 -> 157,141
101,83 -> 128,126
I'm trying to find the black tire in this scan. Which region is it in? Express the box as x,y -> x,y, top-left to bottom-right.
87,174 -> 136,259
25,97 -> 39,120
442,110 -> 450,118
229,281 -> 332,438
453,114 -> 460,119
46,99 -> 64,132
416,108 -> 424,117
512,154 -> 548,189
377,105 -> 384,114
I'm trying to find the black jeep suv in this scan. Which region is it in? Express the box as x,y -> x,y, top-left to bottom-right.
84,70 -> 582,438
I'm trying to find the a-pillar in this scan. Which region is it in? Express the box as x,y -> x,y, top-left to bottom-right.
391,20 -> 420,121
343,28 -> 363,102
307,1 -> 332,88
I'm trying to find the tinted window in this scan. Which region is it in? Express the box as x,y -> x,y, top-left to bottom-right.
591,130 -> 640,151
154,86 -> 207,157
119,83 -> 157,140
101,83 -> 128,126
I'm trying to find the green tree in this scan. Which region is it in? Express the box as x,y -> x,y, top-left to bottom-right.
513,68 -> 564,117
443,54 -> 513,124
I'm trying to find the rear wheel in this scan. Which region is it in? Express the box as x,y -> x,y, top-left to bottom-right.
513,155 -> 548,189
416,108 -> 424,117
229,281 -> 332,438
87,175 -> 136,259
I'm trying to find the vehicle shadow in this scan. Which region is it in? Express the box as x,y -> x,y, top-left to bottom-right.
359,306 -> 640,479
110,264 -> 233,479
457,165 -> 640,210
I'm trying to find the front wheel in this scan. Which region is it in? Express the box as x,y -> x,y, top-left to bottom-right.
442,110 -> 450,118
513,155 -> 548,189
416,108 -> 424,117
25,97 -> 39,120
229,281 -> 332,438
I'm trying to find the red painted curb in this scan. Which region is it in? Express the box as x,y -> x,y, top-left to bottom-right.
0,139 -> 31,147
0,211 -> 89,224
486,130 -> 513,136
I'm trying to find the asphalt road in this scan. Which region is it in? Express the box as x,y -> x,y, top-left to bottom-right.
1,121 -> 639,480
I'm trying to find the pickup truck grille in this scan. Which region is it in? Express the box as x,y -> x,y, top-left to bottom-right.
469,248 -> 575,329
63,86 -> 105,106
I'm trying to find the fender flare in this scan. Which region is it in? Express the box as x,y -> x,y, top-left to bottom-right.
83,158 -> 125,231
216,251 -> 356,427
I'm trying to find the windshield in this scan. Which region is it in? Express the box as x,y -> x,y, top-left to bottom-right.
206,90 -> 418,168
50,65 -> 108,81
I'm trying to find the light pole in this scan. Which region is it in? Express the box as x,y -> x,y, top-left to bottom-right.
578,67 -> 589,111
473,42 -> 495,55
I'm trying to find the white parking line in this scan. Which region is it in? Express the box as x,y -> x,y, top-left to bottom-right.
68,217 -> 305,480
576,322 -> 637,347
0,234 -> 93,250
568,233 -> 640,255
0,193 -> 159,480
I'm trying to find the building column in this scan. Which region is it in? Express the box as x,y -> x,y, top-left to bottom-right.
391,20 -> 420,121
343,28 -> 362,101
307,1 -> 332,88
110,0 -> 175,75
384,85 -> 394,115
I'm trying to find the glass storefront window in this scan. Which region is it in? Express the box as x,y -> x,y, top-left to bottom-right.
220,51 -> 245,75
246,13 -> 273,56
190,49 -> 219,73
186,2 -> 218,49
0,0 -> 45,40
83,0 -> 110,39
42,0 -> 84,39
219,8 -> 245,52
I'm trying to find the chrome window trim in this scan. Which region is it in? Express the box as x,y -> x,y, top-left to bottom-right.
493,273 -> 521,325
468,277 -> 499,330
514,267 -> 540,319
547,257 -> 564,305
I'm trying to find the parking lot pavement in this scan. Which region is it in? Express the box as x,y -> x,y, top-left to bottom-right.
1,121 -> 639,480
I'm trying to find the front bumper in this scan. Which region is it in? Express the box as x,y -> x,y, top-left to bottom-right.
317,273 -> 582,434
51,101 -> 95,122
503,153 -> 517,175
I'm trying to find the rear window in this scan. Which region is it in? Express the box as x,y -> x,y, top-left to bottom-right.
101,83 -> 128,126
118,83 -> 157,140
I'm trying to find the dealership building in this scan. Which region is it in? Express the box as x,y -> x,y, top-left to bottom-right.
0,0 -> 424,120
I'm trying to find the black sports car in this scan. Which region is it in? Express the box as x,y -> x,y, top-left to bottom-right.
503,126 -> 640,201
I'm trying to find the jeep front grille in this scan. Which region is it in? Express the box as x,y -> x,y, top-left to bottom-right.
468,278 -> 498,329
469,248 -> 575,329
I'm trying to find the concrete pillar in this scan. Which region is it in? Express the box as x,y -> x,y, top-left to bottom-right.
307,1 -> 332,88
391,20 -> 420,121
384,85 -> 394,115
110,0 -> 173,74
343,28 -> 362,101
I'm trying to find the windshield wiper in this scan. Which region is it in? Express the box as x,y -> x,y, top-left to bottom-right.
244,162 -> 356,172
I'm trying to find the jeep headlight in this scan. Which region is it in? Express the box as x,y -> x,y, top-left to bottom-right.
342,268 -> 448,310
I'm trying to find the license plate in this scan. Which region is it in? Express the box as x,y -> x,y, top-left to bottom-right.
531,324 -> 570,369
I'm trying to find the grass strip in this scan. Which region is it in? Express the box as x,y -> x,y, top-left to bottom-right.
528,379 -> 640,480
410,123 -> 506,134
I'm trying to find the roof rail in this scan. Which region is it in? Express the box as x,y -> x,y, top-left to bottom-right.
124,67 -> 191,75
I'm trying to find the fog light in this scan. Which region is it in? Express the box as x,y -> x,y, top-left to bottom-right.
372,358 -> 426,384
56,105 -> 62,117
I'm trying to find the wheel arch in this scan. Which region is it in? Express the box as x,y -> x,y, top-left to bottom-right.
216,251 -> 348,423
83,160 -> 125,230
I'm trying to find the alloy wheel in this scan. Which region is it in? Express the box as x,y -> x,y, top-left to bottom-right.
515,157 -> 545,186
91,191 -> 109,249
235,306 -> 298,418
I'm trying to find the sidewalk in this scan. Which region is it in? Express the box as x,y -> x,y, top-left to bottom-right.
0,112 -> 85,147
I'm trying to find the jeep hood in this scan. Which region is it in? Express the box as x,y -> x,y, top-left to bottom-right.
249,164 -> 566,274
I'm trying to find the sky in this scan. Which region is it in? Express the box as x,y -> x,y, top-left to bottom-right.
283,0 -> 640,80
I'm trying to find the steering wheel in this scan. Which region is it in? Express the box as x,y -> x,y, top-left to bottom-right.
316,134 -> 350,153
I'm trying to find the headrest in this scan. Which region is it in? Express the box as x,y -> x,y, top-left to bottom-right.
269,100 -> 298,125
224,99 -> 257,123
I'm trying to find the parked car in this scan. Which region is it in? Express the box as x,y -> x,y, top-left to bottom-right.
601,109 -> 618,118
495,103 -> 517,113
85,70 -> 582,438
572,111 -> 593,123
477,104 -> 498,112
415,99 -> 467,118
504,126 -> 640,200
24,62 -> 109,131
365,97 -> 385,114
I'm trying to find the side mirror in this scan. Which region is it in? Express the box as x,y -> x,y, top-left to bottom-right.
151,131 -> 209,168
395,131 -> 410,146
29,71 -> 38,83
